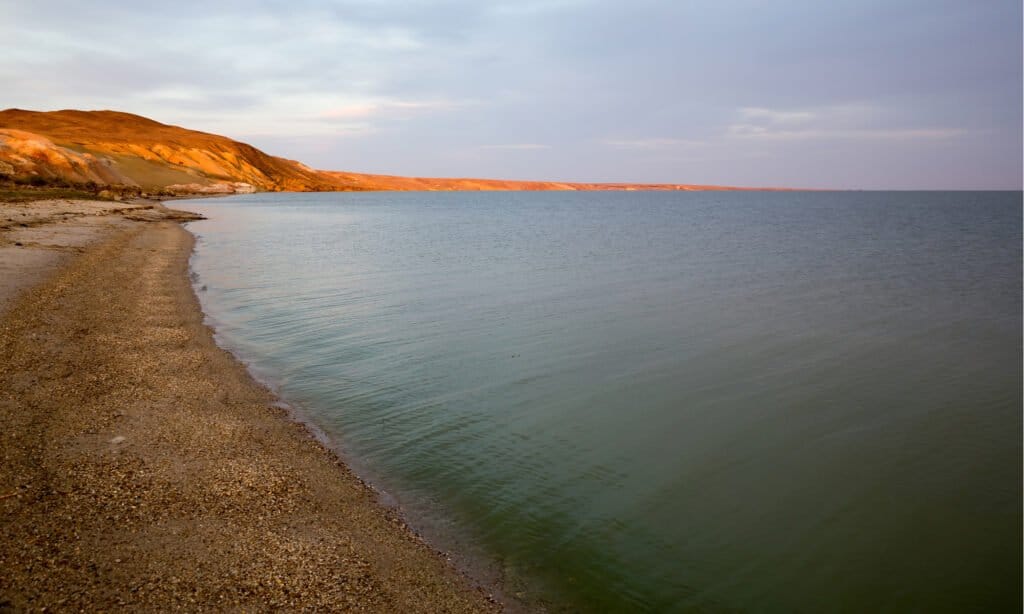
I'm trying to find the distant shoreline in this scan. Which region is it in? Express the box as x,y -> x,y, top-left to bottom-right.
0,108 -> 807,196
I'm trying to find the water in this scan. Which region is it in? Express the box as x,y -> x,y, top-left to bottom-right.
184,191 -> 1021,612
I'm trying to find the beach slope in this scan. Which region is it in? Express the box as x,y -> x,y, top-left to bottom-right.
0,203 -> 497,611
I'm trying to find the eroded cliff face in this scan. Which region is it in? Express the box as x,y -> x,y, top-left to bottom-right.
0,129 -> 132,185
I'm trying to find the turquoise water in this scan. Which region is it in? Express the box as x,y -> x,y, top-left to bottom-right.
185,191 -> 1021,612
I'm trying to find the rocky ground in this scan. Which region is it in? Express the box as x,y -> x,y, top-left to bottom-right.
0,202 -> 499,611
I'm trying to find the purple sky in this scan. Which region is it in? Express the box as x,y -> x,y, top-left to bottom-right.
2,0 -> 1021,188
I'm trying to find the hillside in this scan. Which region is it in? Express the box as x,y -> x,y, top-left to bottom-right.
0,109 -> 342,194
321,170 -> 759,192
0,109 -> 774,194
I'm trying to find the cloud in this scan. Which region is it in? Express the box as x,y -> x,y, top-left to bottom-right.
478,143 -> 551,150
321,99 -> 469,121
736,107 -> 817,125
600,137 -> 704,149
728,126 -> 966,140
726,104 -> 966,141
1,1 -> 1017,187
321,104 -> 380,120
488,0 -> 591,16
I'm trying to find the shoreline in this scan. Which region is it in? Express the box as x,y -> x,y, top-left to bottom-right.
188,284 -> 522,611
189,297 -> 530,611
182,210 -> 531,612
0,199 -> 501,611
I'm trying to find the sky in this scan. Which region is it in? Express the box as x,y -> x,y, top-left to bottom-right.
1,0 -> 1021,189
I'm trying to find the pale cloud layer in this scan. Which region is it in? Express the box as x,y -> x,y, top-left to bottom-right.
725,104 -> 969,141
601,138 -> 707,150
479,144 -> 551,151
1,0 -> 1020,188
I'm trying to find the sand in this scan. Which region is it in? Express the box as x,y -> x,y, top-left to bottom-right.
0,199 -> 189,313
0,200 -> 499,611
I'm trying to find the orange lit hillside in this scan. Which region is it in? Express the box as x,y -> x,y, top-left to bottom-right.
0,109 -> 788,194
0,109 -> 340,193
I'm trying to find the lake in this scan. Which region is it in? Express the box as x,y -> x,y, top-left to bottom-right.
184,190 -> 1021,612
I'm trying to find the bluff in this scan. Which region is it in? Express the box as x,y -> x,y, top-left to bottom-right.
0,109 -> 342,194
0,109 -> 776,194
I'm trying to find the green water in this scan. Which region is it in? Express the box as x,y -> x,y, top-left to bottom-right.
186,191 -> 1021,611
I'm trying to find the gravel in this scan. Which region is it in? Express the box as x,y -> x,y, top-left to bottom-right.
0,210 -> 500,612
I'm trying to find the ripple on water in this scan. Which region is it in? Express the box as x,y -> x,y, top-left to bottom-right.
186,191 -> 1022,612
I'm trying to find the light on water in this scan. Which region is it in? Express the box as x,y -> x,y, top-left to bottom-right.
185,191 -> 1021,612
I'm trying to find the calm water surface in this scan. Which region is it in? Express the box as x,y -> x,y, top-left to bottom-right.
184,191 -> 1021,612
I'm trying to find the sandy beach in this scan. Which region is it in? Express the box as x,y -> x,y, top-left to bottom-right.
0,199 -> 499,611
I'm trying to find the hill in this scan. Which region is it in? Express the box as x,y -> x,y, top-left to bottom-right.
0,109 -> 340,194
0,109 -> 777,194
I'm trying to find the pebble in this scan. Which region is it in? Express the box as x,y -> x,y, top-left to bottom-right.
0,210 -> 500,612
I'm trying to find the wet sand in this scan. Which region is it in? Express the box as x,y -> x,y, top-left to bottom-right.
0,200 -> 499,611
